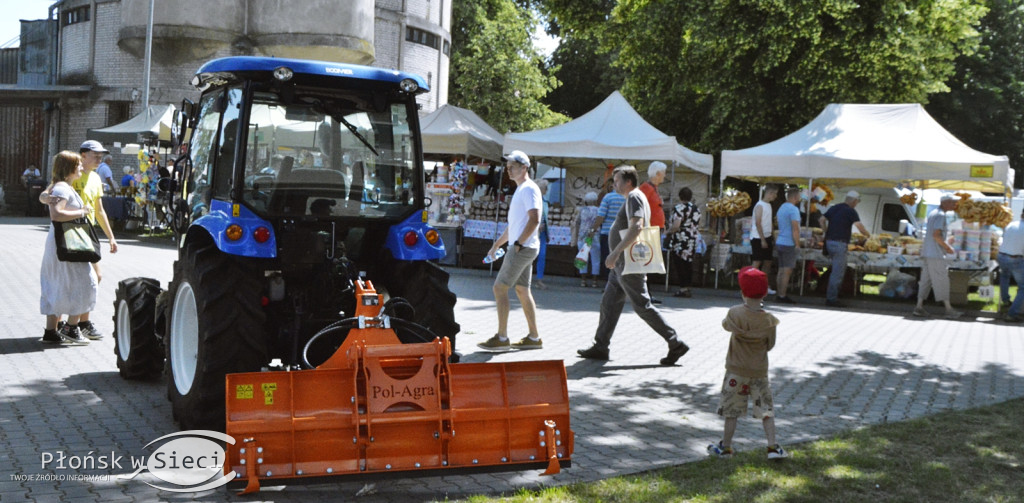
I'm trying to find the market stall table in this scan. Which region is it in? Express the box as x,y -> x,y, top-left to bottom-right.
727,244 -> 996,302
461,219 -> 577,274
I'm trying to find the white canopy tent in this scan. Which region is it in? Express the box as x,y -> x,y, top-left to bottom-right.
88,104 -> 176,145
420,104 -> 504,163
504,91 -> 713,174
503,91 -> 714,207
721,103 -> 1012,193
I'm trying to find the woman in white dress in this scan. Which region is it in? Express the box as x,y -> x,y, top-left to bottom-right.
40,151 -> 96,345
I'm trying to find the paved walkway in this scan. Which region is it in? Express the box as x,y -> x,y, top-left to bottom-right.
1,216 -> 1022,502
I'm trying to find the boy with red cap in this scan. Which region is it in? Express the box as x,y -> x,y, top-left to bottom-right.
707,266 -> 789,459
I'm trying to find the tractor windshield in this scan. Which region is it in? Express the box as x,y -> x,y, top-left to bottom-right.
240,91 -> 421,219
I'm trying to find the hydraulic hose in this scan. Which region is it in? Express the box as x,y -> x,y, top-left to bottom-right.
300,306 -> 440,369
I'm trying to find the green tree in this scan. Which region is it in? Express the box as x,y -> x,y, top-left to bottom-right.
612,0 -> 987,152
450,0 -> 567,133
537,0 -> 625,118
927,0 -> 1024,190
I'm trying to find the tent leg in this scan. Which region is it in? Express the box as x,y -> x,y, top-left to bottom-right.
663,249 -> 671,292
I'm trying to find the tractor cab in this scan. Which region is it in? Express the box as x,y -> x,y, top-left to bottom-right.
171,56 -> 439,263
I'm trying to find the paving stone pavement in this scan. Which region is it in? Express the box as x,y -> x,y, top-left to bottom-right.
1,216 -> 1022,502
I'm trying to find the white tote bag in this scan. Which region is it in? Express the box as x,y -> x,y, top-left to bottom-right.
619,226 -> 666,275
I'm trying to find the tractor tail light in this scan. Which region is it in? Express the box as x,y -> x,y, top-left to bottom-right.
253,226 -> 271,243
403,231 -> 418,247
226,224 -> 244,241
425,229 -> 440,245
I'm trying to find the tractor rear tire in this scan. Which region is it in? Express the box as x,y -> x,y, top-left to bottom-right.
113,278 -> 164,380
165,240 -> 267,431
381,259 -> 460,352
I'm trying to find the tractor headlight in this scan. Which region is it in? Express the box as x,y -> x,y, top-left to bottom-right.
273,66 -> 294,82
399,78 -> 419,93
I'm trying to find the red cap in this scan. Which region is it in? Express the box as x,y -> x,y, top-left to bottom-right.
738,266 -> 768,299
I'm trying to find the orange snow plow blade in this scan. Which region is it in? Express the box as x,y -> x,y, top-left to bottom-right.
224,281 -> 572,493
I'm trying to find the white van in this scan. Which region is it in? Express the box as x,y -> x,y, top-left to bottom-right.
825,186 -> 918,237
827,187 -> 1022,238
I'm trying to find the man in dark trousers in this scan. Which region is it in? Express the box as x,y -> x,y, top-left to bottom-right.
577,165 -> 689,365
819,190 -> 870,307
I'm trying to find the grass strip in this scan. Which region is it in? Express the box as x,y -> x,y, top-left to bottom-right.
459,398 -> 1024,502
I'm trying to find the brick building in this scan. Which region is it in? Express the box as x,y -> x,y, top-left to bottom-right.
0,0 -> 451,211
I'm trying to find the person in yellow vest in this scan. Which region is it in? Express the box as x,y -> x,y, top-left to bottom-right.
40,140 -> 119,339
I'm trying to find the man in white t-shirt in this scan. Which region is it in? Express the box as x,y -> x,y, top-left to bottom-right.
750,185 -> 778,294
22,164 -> 41,186
478,150 -> 544,352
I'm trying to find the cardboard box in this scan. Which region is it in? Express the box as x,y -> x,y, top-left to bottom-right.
949,270 -> 971,293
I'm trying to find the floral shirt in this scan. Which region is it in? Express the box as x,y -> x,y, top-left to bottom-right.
576,206 -> 600,247
668,201 -> 701,260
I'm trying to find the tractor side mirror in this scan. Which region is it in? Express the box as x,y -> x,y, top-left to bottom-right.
174,99 -> 196,147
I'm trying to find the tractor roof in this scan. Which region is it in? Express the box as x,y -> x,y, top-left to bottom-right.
192,56 -> 429,93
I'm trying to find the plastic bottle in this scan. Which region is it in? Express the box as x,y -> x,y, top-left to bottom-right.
482,247 -> 506,264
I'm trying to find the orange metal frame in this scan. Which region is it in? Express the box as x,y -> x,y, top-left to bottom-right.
224,280 -> 573,494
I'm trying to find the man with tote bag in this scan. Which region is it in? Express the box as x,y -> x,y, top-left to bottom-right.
577,165 -> 689,365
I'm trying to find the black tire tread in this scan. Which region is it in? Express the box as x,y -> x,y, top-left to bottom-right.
113,278 -> 163,380
381,260 -> 460,349
166,240 -> 267,431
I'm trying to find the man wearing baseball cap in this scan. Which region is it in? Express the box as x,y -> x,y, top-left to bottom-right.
478,150 -> 544,352
40,140 -> 119,340
819,190 -> 869,307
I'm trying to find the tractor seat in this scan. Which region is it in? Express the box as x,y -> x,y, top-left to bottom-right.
271,168 -> 349,214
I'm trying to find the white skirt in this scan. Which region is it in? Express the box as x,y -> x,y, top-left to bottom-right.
39,224 -> 97,316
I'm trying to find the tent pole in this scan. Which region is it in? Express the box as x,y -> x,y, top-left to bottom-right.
664,162 -> 676,292
489,163 -> 505,276
559,160 -> 566,206
799,177 -> 814,296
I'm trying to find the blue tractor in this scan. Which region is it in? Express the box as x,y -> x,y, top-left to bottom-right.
113,57 -> 460,430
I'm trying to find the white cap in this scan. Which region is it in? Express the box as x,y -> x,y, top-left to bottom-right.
80,140 -> 109,153
648,161 -> 667,177
503,150 -> 530,167
584,191 -> 599,203
846,190 -> 860,200
940,194 -> 957,202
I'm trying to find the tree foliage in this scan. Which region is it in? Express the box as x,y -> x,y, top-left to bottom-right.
537,0 -> 625,118
611,0 -> 988,152
927,0 -> 1024,189
449,0 -> 567,133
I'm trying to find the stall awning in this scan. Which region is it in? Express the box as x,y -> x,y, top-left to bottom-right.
721,103 -> 1012,193
87,104 -> 176,145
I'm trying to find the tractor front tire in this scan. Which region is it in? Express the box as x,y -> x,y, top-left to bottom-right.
113,278 -> 164,380
166,240 -> 266,431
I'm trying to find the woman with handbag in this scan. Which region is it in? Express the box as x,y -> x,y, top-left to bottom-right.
668,187 -> 702,298
39,151 -> 96,345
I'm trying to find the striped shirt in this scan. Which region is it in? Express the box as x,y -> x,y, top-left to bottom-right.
598,192 -> 626,236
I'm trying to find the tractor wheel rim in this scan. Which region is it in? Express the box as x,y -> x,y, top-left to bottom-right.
170,282 -> 199,395
116,299 -> 131,361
